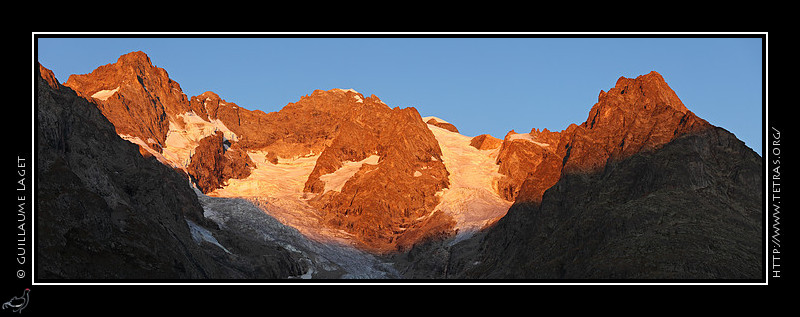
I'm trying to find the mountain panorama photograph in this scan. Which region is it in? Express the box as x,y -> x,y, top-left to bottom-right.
31,35 -> 766,283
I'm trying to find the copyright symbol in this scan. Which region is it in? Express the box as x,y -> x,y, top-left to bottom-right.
16,270 -> 25,278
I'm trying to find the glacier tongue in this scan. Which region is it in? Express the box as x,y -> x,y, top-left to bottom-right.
194,187 -> 401,279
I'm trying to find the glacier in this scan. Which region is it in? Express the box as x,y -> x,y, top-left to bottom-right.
195,181 -> 401,279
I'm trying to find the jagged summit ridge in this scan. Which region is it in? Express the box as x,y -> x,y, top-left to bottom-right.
494,70 -> 713,203
600,71 -> 688,114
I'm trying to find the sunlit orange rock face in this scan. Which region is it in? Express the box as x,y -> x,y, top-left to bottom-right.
65,51 -> 191,153
39,63 -> 61,90
187,131 -> 254,193
470,134 -> 502,150
557,71 -> 710,174
496,71 -> 712,204
297,90 -> 452,253
426,117 -> 459,133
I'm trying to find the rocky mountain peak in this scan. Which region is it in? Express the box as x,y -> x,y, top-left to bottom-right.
197,90 -> 222,101
496,71 -> 713,203
190,90 -> 233,121
298,95 -> 452,253
566,71 -> 710,173
116,50 -> 153,66
113,51 -> 160,76
597,71 -> 688,116
64,51 -> 191,153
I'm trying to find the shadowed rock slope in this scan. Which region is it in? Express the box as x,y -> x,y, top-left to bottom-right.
445,126 -> 763,279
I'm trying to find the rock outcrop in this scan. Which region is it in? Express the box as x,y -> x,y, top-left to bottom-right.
36,63 -> 305,279
298,90 -> 453,253
187,131 -> 254,193
469,134 -> 502,150
495,129 -> 562,202
425,117 -> 459,133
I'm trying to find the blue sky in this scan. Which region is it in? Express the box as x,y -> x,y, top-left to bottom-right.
36,35 -> 764,155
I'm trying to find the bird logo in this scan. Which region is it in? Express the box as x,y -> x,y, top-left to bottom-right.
2,289 -> 29,313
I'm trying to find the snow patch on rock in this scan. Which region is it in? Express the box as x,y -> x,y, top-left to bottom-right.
319,155 -> 381,194
508,132 -> 550,147
118,134 -> 171,165
186,219 -> 231,254
91,86 -> 120,100
422,116 -> 450,124
332,88 -> 364,103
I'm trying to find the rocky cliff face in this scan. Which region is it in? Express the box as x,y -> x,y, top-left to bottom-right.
297,90 -> 452,253
64,51 -> 190,153
425,117 -> 459,133
36,63 -> 305,279
187,131 -> 254,193
495,128 -> 562,202
469,134 -> 502,150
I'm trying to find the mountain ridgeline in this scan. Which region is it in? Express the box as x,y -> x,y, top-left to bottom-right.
36,51 -> 763,280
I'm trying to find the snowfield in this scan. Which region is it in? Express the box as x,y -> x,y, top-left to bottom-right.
425,124 -> 512,242
161,111 -> 239,169
164,113 -> 514,278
